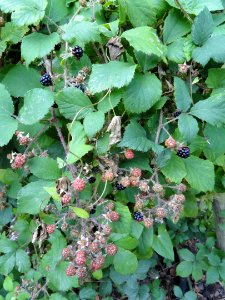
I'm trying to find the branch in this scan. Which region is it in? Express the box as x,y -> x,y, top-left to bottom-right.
24,124 -> 49,154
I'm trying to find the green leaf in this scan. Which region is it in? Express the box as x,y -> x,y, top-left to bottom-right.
45,0 -> 68,23
184,291 -> 197,300
83,111 -> 105,138
17,180 -> 53,214
0,253 -> 16,275
67,121 -> 93,164
48,261 -> 79,291
115,236 -> 139,251
163,9 -> 191,44
113,248 -> 138,275
174,286 -> 183,298
204,124 -> 225,157
96,133 -> 110,155
19,88 -> 54,125
178,114 -> 199,142
122,26 -> 166,59
120,153 -> 151,171
161,153 -> 187,183
92,269 -> 103,280
88,61 -> 136,94
152,225 -> 174,261
192,7 -> 214,46
79,287 -> 97,300
0,239 -> 17,253
56,87 -> 93,120
206,68 -> 225,88
0,83 -> 18,146
192,262 -> 203,281
174,77 -> 192,112
138,228 -> 154,255
1,22 -> 28,43
192,35 -> 225,66
206,266 -> 219,284
3,276 -> 14,292
21,32 -> 60,65
28,157 -> 61,180
119,120 -> 152,152
111,202 -> 132,234
2,65 -> 41,97
176,261 -> 193,277
121,0 -> 157,27
0,0 -> 47,26
97,90 -> 122,113
165,0 -> 224,15
0,41 -> 6,57
190,94 -> 225,126
123,73 -> 162,113
218,263 -> 225,280
179,249 -> 195,262
167,39 -> 185,63
184,156 -> 215,192
16,249 -> 31,273
70,207 -> 89,219
61,21 -> 100,44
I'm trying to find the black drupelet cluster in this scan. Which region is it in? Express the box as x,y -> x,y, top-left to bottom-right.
115,182 -> 125,191
177,146 -> 190,159
72,45 -> 83,59
40,73 -> 52,86
173,111 -> 181,118
133,212 -> 144,222
88,177 -> 96,184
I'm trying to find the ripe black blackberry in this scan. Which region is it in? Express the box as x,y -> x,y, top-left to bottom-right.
54,43 -> 61,51
88,177 -> 96,184
92,166 -> 99,173
74,83 -> 85,92
133,212 -> 144,222
115,182 -> 125,191
173,111 -> 181,118
72,45 -> 83,59
177,146 -> 190,159
40,73 -> 52,86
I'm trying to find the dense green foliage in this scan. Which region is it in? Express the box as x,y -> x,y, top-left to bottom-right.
0,0 -> 225,299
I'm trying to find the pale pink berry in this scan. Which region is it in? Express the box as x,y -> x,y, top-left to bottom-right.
91,255 -> 105,271
76,267 -> 87,279
62,247 -> 72,259
129,176 -> 139,187
119,177 -> 130,187
103,225 -> 112,235
107,211 -> 119,222
66,265 -> 76,276
124,149 -> 134,160
89,242 -> 100,254
75,250 -> 87,266
11,153 -> 26,169
152,183 -> 164,193
144,218 -> 153,228
139,181 -> 149,192
46,224 -> 56,234
131,168 -> 142,177
61,193 -> 72,205
73,178 -> 85,191
174,194 -> 186,203
102,170 -> 114,182
106,244 -> 118,256
155,208 -> 167,219
165,137 -> 176,148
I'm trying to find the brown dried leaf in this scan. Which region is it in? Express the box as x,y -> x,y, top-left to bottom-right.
106,116 -> 121,146
107,36 -> 124,61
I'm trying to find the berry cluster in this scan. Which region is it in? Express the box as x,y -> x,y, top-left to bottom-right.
72,45 -> 83,59
10,153 -> 27,169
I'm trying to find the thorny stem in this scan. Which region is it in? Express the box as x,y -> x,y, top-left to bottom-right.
92,42 -> 105,63
24,124 -> 49,154
31,280 -> 49,300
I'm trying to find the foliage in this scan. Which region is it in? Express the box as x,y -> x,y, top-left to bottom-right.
0,0 -> 225,299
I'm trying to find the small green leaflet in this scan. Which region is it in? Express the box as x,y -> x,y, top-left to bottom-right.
191,7 -> 214,46
83,111 -> 105,138
119,120 -> 153,152
70,207 -> 89,219
190,94 -> 225,126
161,153 -> 187,183
0,83 -> 18,146
174,77 -> 192,112
152,225 -> 174,261
21,32 -> 60,65
113,248 -> 138,275
122,26 -> 166,60
178,114 -> 199,142
19,88 -> 54,125
88,61 -> 136,94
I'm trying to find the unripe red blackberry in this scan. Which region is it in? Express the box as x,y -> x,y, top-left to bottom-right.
75,250 -> 87,266
124,149 -> 134,160
155,208 -> 167,219
76,267 -> 87,279
18,135 -> 31,145
139,181 -> 149,192
89,242 -> 100,253
129,176 -> 139,187
165,137 -> 176,148
131,168 -> 142,177
152,183 -> 164,193
11,153 -> 26,169
119,177 -> 130,187
107,211 -> 119,222
103,225 -> 112,235
102,170 -> 114,182
66,265 -> 76,276
61,193 -> 72,205
106,244 -> 118,256
174,194 -> 185,203
144,218 -> 153,228
91,255 -> 105,271
62,247 -> 72,259
46,224 -> 56,234
73,178 -> 85,191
